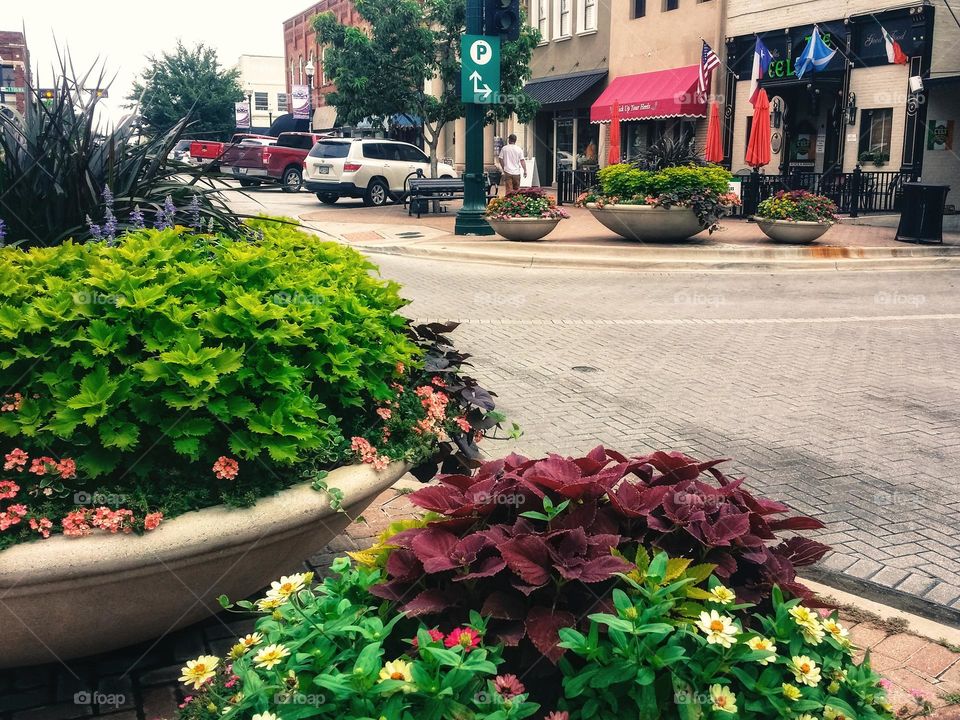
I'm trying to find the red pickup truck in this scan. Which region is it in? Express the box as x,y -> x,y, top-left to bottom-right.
189,133 -> 273,170
221,132 -> 329,192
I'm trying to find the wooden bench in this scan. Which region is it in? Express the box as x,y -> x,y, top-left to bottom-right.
405,173 -> 498,218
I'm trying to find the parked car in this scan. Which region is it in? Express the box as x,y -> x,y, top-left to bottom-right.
221,132 -> 331,192
169,139 -> 195,164
220,138 -> 278,187
189,133 -> 273,170
303,138 -> 458,206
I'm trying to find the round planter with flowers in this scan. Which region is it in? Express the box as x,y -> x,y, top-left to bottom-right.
754,190 -> 837,244
0,223 -> 501,667
485,188 -> 569,241
577,163 -> 741,243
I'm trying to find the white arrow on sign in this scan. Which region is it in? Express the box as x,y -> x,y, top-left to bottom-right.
469,71 -> 493,100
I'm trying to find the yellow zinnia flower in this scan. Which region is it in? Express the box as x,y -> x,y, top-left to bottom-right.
782,682 -> 802,701
696,610 -> 739,648
268,573 -> 306,598
790,655 -> 822,687
179,654 -> 219,689
746,636 -> 778,664
709,585 -> 736,605
796,714 -> 818,720
239,632 -> 264,648
228,643 -> 247,660
800,621 -> 825,646
709,684 -> 738,714
253,643 -> 291,670
256,595 -> 284,611
379,659 -> 414,683
823,618 -> 851,646
788,605 -> 819,629
252,713 -> 279,720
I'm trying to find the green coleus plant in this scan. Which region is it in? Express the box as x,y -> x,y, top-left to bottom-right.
556,552 -> 894,720
177,559 -> 540,720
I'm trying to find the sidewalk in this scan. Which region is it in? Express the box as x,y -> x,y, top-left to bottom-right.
299,203 -> 960,271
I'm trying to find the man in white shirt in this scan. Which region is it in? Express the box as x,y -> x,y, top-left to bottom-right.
496,134 -> 527,194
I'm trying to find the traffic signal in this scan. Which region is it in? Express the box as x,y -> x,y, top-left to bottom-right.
484,0 -> 521,42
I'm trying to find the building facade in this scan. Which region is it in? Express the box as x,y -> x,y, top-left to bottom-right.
236,55 -> 287,132
724,0 -> 960,203
283,0 -> 366,131
0,31 -> 30,119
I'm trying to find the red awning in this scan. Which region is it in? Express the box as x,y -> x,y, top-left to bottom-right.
591,65 -> 706,123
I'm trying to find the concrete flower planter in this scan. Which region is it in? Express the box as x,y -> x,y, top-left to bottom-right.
488,217 -> 562,242
0,462 -> 408,667
756,218 -> 834,244
586,203 -> 705,242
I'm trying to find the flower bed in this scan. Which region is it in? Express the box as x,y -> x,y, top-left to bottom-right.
0,221 -> 502,550
176,447 -> 900,720
577,164 -> 740,234
486,188 -> 570,221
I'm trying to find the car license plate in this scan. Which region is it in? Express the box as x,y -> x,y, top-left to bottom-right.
318,165 -> 330,175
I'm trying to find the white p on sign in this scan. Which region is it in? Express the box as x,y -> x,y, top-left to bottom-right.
470,39 -> 493,66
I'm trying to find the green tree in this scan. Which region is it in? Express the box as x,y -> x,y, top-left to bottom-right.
314,0 -> 540,177
127,42 -> 244,140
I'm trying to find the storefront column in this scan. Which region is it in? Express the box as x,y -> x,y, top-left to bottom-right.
483,123 -> 496,170
454,117 -> 467,171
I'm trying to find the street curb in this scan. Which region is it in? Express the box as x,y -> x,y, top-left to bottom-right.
803,567 -> 960,630
351,240 -> 960,272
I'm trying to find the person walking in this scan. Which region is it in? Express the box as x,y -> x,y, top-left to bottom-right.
497,134 -> 527,194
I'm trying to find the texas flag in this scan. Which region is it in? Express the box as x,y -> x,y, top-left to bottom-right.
749,36 -> 773,106
881,25 -> 910,64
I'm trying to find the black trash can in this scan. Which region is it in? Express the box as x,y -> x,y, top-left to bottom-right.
895,183 -> 951,243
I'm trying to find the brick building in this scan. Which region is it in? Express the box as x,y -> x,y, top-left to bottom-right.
0,31 -> 30,119
282,0 -> 367,130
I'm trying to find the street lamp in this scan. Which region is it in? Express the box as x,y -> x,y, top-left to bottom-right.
304,60 -> 315,131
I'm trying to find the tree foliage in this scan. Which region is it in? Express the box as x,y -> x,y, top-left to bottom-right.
314,0 -> 540,175
127,42 -> 244,140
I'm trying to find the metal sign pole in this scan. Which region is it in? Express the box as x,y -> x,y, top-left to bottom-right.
455,0 -> 495,236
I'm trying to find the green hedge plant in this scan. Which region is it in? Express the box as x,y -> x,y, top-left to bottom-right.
0,220 -> 416,484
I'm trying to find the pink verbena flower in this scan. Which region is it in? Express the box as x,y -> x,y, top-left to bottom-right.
213,456 -> 239,480
0,480 -> 19,499
1,393 -> 23,412
29,456 -> 56,476
0,503 -> 27,531
29,517 -> 52,538
91,507 -> 134,534
376,407 -> 392,421
455,417 -> 471,433
56,458 -> 77,480
3,448 -> 28,472
144,512 -> 164,531
62,509 -> 92,537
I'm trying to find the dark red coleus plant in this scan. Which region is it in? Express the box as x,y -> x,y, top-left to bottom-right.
370,446 -> 830,665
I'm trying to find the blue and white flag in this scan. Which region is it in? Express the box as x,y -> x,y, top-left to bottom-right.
794,27 -> 837,79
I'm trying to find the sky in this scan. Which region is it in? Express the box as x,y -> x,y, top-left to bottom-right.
10,0 -> 311,121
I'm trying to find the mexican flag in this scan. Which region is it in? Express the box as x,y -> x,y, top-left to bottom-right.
882,25 -> 909,64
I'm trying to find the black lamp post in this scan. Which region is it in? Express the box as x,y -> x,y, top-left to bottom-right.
304,60 -> 315,131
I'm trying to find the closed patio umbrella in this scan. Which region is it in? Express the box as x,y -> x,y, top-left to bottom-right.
744,89 -> 771,169
705,101 -> 724,163
607,100 -> 621,166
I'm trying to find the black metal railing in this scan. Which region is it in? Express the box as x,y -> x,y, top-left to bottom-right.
557,168 -> 599,205
738,169 -> 913,217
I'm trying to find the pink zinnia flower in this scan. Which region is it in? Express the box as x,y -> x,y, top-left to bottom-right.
56,458 -> 77,480
213,456 -> 239,480
545,713 -> 569,720
878,679 -> 893,690
29,517 -> 52,538
376,407 -> 392,420
3,448 -> 28,472
144,512 -> 163,531
494,674 -> 526,698
412,628 -> 446,648
0,480 -> 19,499
444,627 -> 481,653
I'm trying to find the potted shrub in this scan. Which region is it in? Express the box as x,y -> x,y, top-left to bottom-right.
755,190 -> 838,244
485,188 -> 570,242
175,447 -> 899,720
0,219 -> 504,667
577,164 -> 740,242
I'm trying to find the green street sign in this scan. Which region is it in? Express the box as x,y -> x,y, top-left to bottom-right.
461,34 -> 500,104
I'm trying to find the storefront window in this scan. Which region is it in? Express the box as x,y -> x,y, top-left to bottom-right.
577,113 -> 599,168
556,117 -> 574,172
858,108 -> 893,163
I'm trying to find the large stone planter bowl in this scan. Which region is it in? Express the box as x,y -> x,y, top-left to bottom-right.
488,217 -> 562,242
756,218 -> 833,244
0,462 -> 408,667
586,203 -> 705,242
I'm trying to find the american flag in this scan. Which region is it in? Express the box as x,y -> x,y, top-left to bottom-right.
698,40 -> 721,98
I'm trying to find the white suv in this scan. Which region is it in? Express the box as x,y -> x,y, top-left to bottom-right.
303,138 -> 458,206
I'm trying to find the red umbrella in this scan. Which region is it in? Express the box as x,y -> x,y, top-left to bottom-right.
744,89 -> 771,169
704,101 -> 724,163
607,100 -> 621,166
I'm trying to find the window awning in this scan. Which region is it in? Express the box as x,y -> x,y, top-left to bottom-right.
591,65 -> 706,123
523,70 -> 607,107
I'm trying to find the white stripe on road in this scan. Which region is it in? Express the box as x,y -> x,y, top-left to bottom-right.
414,314 -> 960,326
